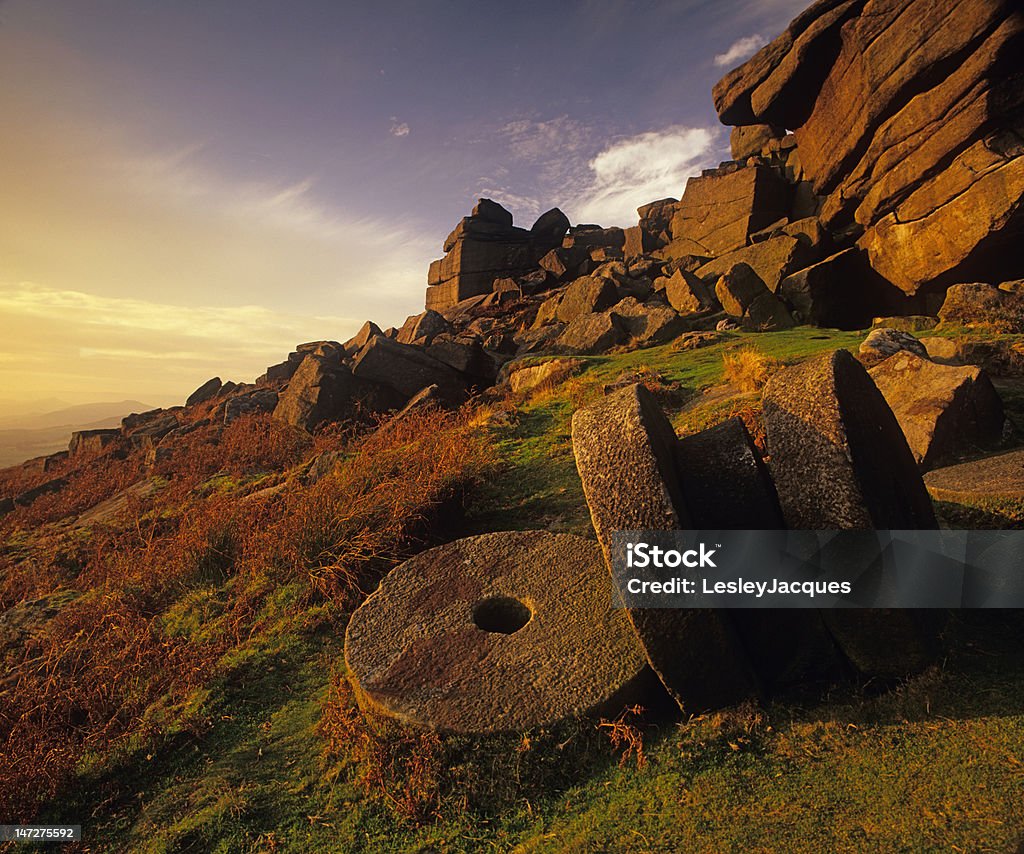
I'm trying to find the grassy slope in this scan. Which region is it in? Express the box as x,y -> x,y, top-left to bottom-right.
28,327 -> 1024,852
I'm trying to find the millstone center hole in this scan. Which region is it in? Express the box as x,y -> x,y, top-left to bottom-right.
472,596 -> 531,635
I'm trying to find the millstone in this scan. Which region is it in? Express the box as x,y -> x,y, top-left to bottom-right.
924,449 -> 1024,505
572,384 -> 760,712
762,349 -> 941,678
675,417 -> 844,688
343,531 -> 650,734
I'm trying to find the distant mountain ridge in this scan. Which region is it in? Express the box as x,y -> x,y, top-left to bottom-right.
0,400 -> 153,431
0,400 -> 153,468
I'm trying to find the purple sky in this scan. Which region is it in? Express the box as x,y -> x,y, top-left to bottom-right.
0,0 -> 808,406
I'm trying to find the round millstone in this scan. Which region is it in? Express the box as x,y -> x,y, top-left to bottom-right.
571,384 -> 761,712
924,449 -> 1024,504
343,531 -> 650,734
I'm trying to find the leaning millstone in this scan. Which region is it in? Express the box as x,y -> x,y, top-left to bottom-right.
763,349 -> 941,678
675,417 -> 785,530
572,384 -> 760,712
764,349 -> 938,529
675,417 -> 843,688
344,531 -> 651,734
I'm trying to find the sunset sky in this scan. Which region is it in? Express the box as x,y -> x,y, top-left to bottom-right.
0,0 -> 807,408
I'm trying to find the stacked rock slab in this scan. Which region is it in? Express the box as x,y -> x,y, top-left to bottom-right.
425,199 -> 569,312
571,384 -> 761,712
713,0 -> 1024,295
344,531 -> 651,734
669,165 -> 791,259
762,349 -> 942,677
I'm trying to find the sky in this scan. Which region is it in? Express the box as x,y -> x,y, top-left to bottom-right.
0,0 -> 808,408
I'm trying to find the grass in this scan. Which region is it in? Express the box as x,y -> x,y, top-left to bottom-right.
3,326 -> 1024,852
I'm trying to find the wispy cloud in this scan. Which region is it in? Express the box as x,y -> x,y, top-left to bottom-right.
713,33 -> 765,67
571,126 -> 719,226
473,115 -> 597,220
389,118 -> 410,137
0,281 -> 366,404
0,282 -> 361,345
475,116 -> 722,228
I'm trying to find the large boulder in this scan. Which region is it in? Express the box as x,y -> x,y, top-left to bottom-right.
538,246 -> 587,281
273,357 -> 362,432
660,268 -> 718,314
69,428 -> 121,457
426,337 -> 498,384
223,388 -> 278,424
186,377 -> 222,407
695,234 -> 812,294
344,531 -> 651,734
730,123 -> 786,160
540,274 -> 618,323
778,248 -> 883,329
563,224 -> 626,250
638,197 -> 677,241
715,266 -> 794,330
343,320 -> 384,356
555,312 -> 627,354
530,207 -> 571,254
611,298 -> 687,346
869,351 -> 1005,470
506,358 -> 584,394
937,282 -> 1024,331
572,384 -> 760,712
352,335 -> 467,403
859,328 -> 928,361
669,165 -> 790,257
396,310 -> 450,345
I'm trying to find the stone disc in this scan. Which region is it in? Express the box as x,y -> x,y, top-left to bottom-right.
343,531 -> 650,734
571,384 -> 761,712
924,449 -> 1024,504
763,349 -> 942,677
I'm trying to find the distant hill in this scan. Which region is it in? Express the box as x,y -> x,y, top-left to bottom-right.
0,400 -> 153,468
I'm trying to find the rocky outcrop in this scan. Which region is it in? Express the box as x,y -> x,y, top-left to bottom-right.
713,0 -> 1024,297
69,428 -> 121,457
425,199 -> 569,311
351,335 -> 466,403
224,388 -> 279,425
